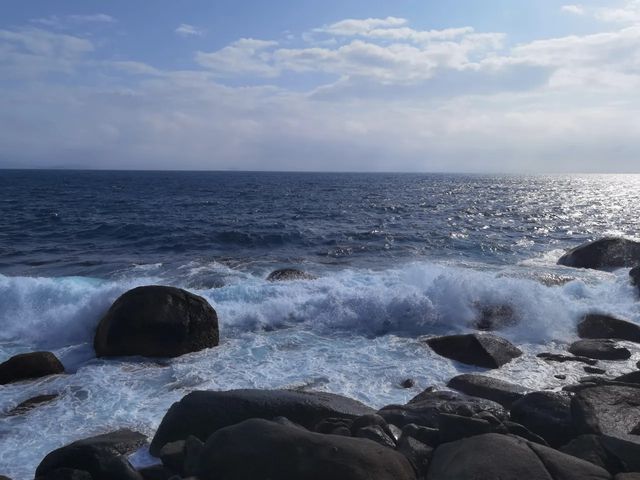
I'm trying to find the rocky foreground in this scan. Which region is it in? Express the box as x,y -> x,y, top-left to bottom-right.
2,237 -> 640,480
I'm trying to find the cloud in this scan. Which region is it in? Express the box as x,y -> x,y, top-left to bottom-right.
31,14 -> 115,28
175,23 -> 205,37
196,38 -> 279,77
561,5 -> 586,15
560,1 -> 640,24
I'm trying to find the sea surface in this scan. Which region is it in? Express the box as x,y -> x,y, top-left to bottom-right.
1,170 -> 639,478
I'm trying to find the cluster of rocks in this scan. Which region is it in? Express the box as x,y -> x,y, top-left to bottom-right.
3,240 -> 640,479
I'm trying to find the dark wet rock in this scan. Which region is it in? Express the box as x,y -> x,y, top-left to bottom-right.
266,268 -> 316,282
401,378 -> 415,388
614,371 -> 640,384
351,414 -> 395,441
0,351 -> 64,385
401,424 -> 441,448
569,339 -> 631,360
354,425 -> 396,448
138,465 -> 175,480
427,432 -> 610,480
578,314 -> 640,343
558,237 -> 640,270
396,435 -> 432,478
473,303 -> 517,331
94,285 -> 219,358
510,391 -> 574,448
447,373 -> 529,408
556,374 -> 567,380
425,333 -> 522,369
0,476 -> 11,480
437,413 -> 493,443
630,267 -> 640,287
538,352 -> 598,365
197,418 -> 416,480
315,417 -> 353,436
36,430 -> 146,480
160,440 -> 185,474
616,474 -> 640,480
150,389 -> 373,455
585,366 -> 607,375
561,434 -> 640,474
381,390 -> 507,429
500,421 -> 548,445
7,393 -> 59,416
182,435 -> 204,477
572,385 -> 640,444
472,410 -> 502,425
39,469 -> 93,480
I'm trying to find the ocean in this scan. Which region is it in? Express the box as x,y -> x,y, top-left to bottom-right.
1,170 -> 639,478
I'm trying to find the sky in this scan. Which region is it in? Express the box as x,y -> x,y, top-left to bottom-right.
1,0 -> 639,172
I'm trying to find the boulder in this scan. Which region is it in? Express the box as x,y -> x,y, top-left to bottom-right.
568,340 -> 631,361
149,389 -> 373,455
537,352 -> 598,365
425,333 -> 522,369
561,434 -> 640,474
572,385 -> 640,443
473,304 -> 517,331
630,267 -> 640,287
35,429 -> 146,480
557,237 -> 640,270
396,435 -> 432,478
7,393 -> 59,416
427,433 -> 610,480
436,413 -> 494,443
197,418 -> 416,480
447,374 -> 528,408
94,286 -> 219,358
616,474 -> 640,480
400,379 -> 415,388
614,371 -> 640,384
39,469 -> 93,480
266,268 -> 316,282
510,391 -> 574,448
379,390 -> 507,429
0,351 -> 64,385
578,314 -> 640,343
585,366 -> 607,375
138,465 -> 174,480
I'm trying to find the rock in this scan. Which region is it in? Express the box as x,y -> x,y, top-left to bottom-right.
510,391 -> 574,448
138,465 -> 175,480
569,340 -> 631,361
266,268 -> 316,282
354,425 -> 396,448
396,435 -> 432,478
616,474 -> 640,480
39,469 -> 93,480
427,433 -> 610,480
614,371 -> 640,384
182,436 -> 204,477
447,374 -> 528,408
401,424 -> 441,448
572,385 -> 640,443
473,304 -> 517,331
6,393 -> 59,416
558,237 -> 640,270
401,379 -> 415,388
500,421 -> 548,445
380,390 -> 507,429
197,418 -> 416,480
315,417 -> 353,436
561,434 -> 640,474
578,314 -> 640,342
150,389 -> 373,455
425,333 -> 522,369
437,413 -> 493,443
36,430 -> 146,480
556,374 -> 567,380
350,414 -> 395,441
585,366 -> 607,375
94,286 -> 219,358
159,440 -> 185,474
630,267 -> 640,287
0,351 -> 64,385
538,352 -> 598,365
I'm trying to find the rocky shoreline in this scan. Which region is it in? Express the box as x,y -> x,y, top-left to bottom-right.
2,237 -> 640,480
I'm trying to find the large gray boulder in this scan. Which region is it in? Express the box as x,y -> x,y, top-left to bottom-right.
571,385 -> 640,444
94,286 -> 219,358
578,314 -> 640,343
558,238 -> 640,270
197,418 -> 416,480
447,374 -> 529,408
568,340 -> 631,361
561,434 -> 640,474
0,351 -> 64,385
510,391 -> 575,448
425,333 -> 522,369
149,389 -> 374,455
427,433 -> 610,480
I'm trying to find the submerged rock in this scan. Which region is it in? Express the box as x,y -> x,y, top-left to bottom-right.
94,285 -> 219,358
578,314 -> 640,343
427,433 -> 610,480
472,304 -> 517,331
197,418 -> 416,480
425,333 -> 522,369
447,374 -> 528,408
568,339 -> 631,361
537,352 -> 598,365
557,237 -> 640,270
0,351 -> 64,385
7,393 -> 59,416
266,268 -> 316,282
150,389 -> 373,455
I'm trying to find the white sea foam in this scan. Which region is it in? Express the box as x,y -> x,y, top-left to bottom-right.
0,261 -> 639,479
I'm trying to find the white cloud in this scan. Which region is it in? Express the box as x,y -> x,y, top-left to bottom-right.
32,14 -> 115,28
318,17 -> 407,36
561,5 -> 586,15
175,23 -> 205,37
561,1 -> 640,24
196,38 -> 279,77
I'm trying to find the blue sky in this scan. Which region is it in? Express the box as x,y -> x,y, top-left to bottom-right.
1,0 -> 639,172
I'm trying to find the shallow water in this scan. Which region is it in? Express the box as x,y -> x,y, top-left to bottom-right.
1,171 -> 639,478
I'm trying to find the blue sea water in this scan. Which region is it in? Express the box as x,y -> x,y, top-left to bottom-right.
1,170 -> 640,478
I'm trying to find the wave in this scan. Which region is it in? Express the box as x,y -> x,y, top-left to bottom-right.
0,261 -> 638,355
